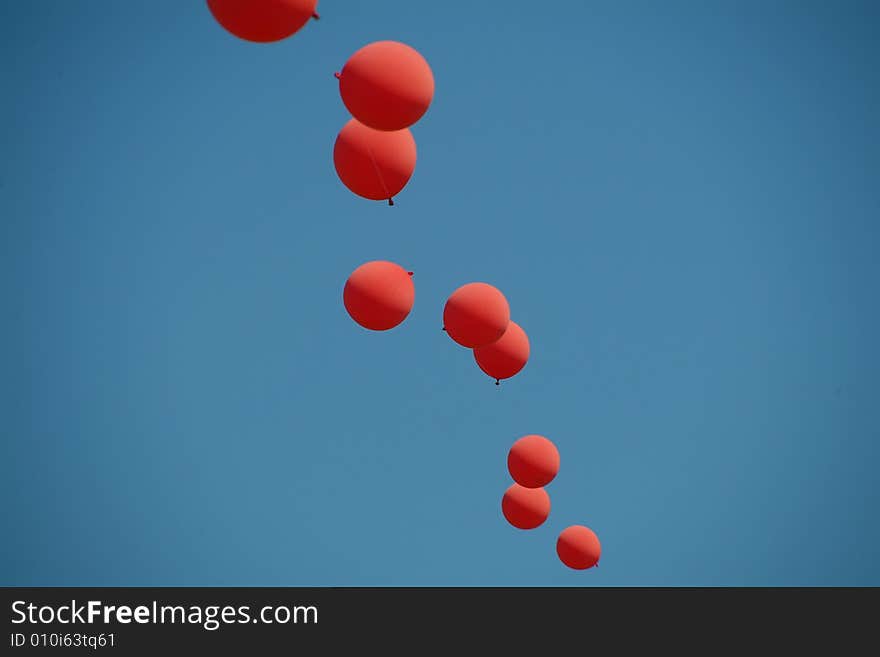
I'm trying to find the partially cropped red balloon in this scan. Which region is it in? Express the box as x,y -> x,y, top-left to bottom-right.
338,41 -> 435,131
207,0 -> 318,43
343,261 -> 415,331
443,283 -> 510,348
508,435 -> 559,488
557,525 -> 601,570
333,119 -> 417,204
501,484 -> 550,530
473,321 -> 530,383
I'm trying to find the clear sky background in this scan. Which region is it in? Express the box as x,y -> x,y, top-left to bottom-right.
2,1 -> 878,586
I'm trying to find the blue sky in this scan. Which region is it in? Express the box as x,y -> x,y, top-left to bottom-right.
2,0 -> 878,585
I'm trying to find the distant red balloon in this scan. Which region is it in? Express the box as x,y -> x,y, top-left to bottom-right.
507,435 -> 559,488
333,119 -> 417,205
337,41 -> 435,131
343,261 -> 415,331
207,0 -> 319,43
501,484 -> 550,530
443,283 -> 510,348
557,525 -> 601,570
473,321 -> 530,384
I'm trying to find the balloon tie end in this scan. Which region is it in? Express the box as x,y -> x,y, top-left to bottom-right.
408,271 -> 414,276
388,198 -> 394,206
312,12 -> 320,20
495,379 -> 501,386
333,71 -> 341,80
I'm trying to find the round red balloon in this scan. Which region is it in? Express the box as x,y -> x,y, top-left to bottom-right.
343,261 -> 415,331
333,119 -> 417,204
338,41 -> 435,131
501,484 -> 550,530
473,321 -> 530,383
443,283 -> 510,348
207,0 -> 318,43
557,525 -> 601,570
507,435 -> 559,488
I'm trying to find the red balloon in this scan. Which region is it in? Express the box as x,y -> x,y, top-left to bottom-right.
443,283 -> 510,348
337,41 -> 435,131
501,484 -> 550,530
207,0 -> 318,43
343,261 -> 415,331
333,119 -> 417,204
557,525 -> 601,570
473,321 -> 530,384
507,435 -> 559,488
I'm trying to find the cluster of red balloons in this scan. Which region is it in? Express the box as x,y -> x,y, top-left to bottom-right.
207,1 -> 603,573
502,435 -> 601,570
206,2 -> 433,206
340,267 -> 530,386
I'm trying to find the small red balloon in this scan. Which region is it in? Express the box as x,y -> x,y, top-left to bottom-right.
501,484 -> 550,530
343,261 -> 415,331
207,0 -> 318,43
557,525 -> 601,570
474,321 -> 530,383
333,119 -> 417,204
443,283 -> 510,348
507,435 -> 559,488
338,41 -> 435,131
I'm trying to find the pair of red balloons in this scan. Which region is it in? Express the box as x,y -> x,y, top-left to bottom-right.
443,283 -> 530,384
207,0 -> 319,43
333,41 -> 434,205
502,435 -> 559,530
501,435 -> 601,570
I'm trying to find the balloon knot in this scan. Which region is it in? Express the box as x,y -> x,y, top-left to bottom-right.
441,327 -> 446,331
495,379 -> 501,386
312,12 -> 320,20
408,271 -> 414,276
333,71 -> 341,80
388,198 -> 394,206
